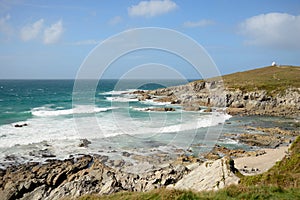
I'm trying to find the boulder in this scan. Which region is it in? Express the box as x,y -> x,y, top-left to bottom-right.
168,157 -> 239,191
78,139 -> 91,148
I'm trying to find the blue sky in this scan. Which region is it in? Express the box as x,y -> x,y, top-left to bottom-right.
0,0 -> 300,79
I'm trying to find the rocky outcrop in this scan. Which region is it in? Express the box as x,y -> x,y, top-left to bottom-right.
0,155 -> 190,200
132,81 -> 300,117
78,139 -> 91,147
223,126 -> 296,149
203,145 -> 266,160
0,149 -> 246,199
167,157 -> 240,191
238,133 -> 291,148
225,88 -> 300,117
144,107 -> 176,112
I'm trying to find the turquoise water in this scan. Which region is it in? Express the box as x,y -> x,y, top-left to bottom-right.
0,79 -> 297,167
0,79 -> 188,125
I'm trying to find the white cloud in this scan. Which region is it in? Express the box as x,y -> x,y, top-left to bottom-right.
239,12 -> 300,49
183,19 -> 215,28
20,19 -> 44,41
128,0 -> 177,18
72,39 -> 99,45
108,16 -> 122,25
43,20 -> 63,44
0,14 -> 13,38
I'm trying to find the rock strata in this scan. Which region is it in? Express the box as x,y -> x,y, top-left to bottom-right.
132,81 -> 300,117
0,155 -> 190,200
168,157 -> 240,191
0,154 -> 243,199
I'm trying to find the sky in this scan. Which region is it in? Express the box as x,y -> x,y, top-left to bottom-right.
0,0 -> 300,79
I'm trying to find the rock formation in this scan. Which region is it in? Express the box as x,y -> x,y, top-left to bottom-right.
0,155 -> 190,200
168,157 -> 240,191
132,81 -> 300,117
0,153 -> 243,200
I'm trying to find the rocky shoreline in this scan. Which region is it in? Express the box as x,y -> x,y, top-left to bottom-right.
131,80 -> 300,117
1,73 -> 299,199
0,124 -> 298,200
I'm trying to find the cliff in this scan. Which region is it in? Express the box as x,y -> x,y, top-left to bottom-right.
136,65 -> 300,117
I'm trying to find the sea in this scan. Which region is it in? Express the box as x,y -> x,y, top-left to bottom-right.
0,79 -> 297,168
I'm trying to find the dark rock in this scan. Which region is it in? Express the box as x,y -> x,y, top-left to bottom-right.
29,149 -> 56,158
0,154 -> 190,199
144,107 -> 175,112
79,139 -> 91,147
122,152 -> 131,157
203,107 -> 212,112
14,123 -> 28,128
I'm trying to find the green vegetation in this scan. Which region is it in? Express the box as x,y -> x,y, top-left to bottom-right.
74,136 -> 300,200
240,136 -> 300,188
221,65 -> 300,95
77,186 -> 300,200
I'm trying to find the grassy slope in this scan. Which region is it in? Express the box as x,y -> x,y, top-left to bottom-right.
76,136 -> 300,200
220,65 -> 300,95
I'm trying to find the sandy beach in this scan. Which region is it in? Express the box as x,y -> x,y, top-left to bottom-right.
234,145 -> 290,175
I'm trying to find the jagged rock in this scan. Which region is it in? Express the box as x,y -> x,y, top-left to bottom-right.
203,107 -> 212,112
121,152 -> 131,157
14,123 -> 28,128
168,157 -> 239,191
0,155 -> 190,200
29,149 -> 56,158
208,144 -> 266,158
238,133 -> 288,148
154,96 -> 175,103
144,107 -> 175,112
78,139 -> 91,147
132,90 -> 145,94
132,81 -> 300,117
183,105 -> 200,111
138,94 -> 151,101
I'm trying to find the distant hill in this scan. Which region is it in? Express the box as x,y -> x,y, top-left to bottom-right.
221,65 -> 300,95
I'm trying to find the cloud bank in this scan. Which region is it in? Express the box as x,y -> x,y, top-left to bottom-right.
128,0 -> 177,17
43,20 -> 63,44
20,19 -> 44,41
239,12 -> 300,49
19,19 -> 63,44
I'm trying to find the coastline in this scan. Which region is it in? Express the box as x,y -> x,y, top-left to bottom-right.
0,66 -> 299,199
0,125 -> 297,199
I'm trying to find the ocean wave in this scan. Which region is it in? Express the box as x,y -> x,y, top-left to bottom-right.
31,105 -> 114,117
99,89 -> 138,95
161,113 -> 231,133
141,99 -> 171,106
106,96 -> 139,102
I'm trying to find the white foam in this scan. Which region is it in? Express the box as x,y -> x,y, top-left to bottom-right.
141,99 -> 171,106
106,96 -> 139,102
131,107 -> 154,112
161,113 -> 231,133
31,105 -> 114,117
0,107 -> 232,165
99,89 -> 138,95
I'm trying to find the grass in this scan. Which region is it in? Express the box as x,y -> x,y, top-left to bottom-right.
72,66 -> 300,199
73,136 -> 300,200
212,65 -> 300,96
240,136 -> 300,188
77,186 -> 300,200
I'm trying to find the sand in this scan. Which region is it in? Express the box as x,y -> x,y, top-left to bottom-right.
234,145 -> 289,175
